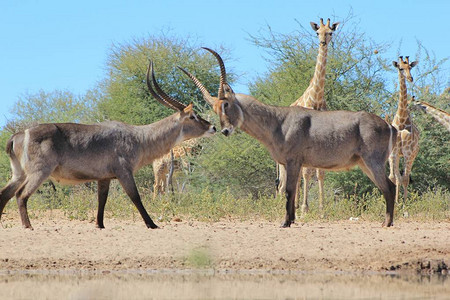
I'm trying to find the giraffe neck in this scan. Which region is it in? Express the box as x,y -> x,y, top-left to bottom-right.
293,43 -> 328,109
422,103 -> 450,131
393,71 -> 412,129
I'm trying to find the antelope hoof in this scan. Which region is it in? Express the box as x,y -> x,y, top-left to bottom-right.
281,220 -> 291,228
382,220 -> 394,227
148,223 -> 159,229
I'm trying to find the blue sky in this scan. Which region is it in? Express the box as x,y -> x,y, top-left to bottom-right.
1,0 -> 449,127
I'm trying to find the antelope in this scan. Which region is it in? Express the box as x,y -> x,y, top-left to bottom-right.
0,61 -> 216,229
180,48 -> 397,227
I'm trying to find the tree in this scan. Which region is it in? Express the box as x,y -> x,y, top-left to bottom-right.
98,33 -> 233,126
8,89 -> 98,128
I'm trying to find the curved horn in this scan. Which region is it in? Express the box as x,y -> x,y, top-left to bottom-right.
202,47 -> 227,99
150,63 -> 186,111
178,66 -> 216,106
146,61 -> 178,111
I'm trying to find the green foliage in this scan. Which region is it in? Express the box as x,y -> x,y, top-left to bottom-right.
190,131 -> 276,198
0,130 -> 12,184
404,187 -> 449,221
10,89 -> 98,126
98,33 -> 233,125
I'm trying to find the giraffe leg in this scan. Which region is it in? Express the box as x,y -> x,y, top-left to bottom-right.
389,141 -> 402,203
300,167 -> 313,215
152,160 -> 168,201
293,167 -> 301,209
401,150 -> 418,206
316,169 -> 325,217
277,164 -> 287,197
388,147 -> 396,183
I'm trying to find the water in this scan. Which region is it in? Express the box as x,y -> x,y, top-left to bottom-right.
0,270 -> 448,299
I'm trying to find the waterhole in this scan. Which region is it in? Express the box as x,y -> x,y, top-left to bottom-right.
0,270 -> 448,299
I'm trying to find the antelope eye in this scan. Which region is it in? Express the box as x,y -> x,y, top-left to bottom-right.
189,115 -> 195,120
223,102 -> 229,108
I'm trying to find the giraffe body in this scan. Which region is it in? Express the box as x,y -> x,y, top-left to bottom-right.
152,139 -> 200,199
389,56 -> 420,204
278,18 -> 339,215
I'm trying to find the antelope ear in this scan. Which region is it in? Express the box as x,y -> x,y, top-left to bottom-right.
183,103 -> 194,114
331,22 -> 340,31
410,61 -> 418,68
223,84 -> 236,102
392,61 -> 399,68
179,103 -> 195,121
310,22 -> 319,31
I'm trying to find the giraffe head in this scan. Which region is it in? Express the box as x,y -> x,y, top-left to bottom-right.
393,56 -> 418,82
310,18 -> 339,46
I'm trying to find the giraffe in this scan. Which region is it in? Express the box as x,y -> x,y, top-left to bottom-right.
152,138 -> 201,200
414,100 -> 450,132
389,56 -> 420,204
277,18 -> 339,215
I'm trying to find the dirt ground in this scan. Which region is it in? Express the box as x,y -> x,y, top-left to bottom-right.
0,210 -> 449,274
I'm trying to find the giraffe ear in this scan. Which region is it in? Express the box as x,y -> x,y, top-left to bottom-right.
331,22 -> 340,31
410,61 -> 418,68
392,61 -> 399,68
310,22 -> 319,31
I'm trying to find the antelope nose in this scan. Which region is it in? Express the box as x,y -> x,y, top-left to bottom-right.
221,128 -> 230,136
212,126 -> 216,132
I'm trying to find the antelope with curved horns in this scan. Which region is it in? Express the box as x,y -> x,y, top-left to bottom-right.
180,48 -> 397,228
0,61 -> 216,229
